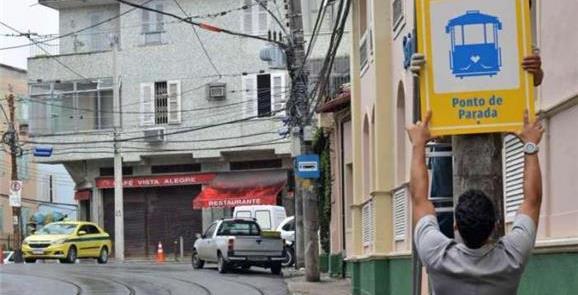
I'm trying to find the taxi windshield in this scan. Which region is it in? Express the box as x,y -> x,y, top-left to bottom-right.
37,223 -> 77,235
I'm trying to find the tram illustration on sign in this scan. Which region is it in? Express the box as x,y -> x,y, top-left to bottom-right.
446,10 -> 503,78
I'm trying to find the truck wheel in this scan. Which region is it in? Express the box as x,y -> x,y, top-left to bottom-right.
24,258 -> 36,263
217,253 -> 228,274
281,246 -> 295,267
271,262 -> 282,275
192,250 -> 204,269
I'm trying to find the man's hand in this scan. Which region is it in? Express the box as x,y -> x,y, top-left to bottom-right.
517,110 -> 544,144
407,110 -> 432,147
410,53 -> 426,77
522,54 -> 543,86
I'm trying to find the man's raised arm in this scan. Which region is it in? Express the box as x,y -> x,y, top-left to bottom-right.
517,110 -> 545,226
408,111 -> 436,226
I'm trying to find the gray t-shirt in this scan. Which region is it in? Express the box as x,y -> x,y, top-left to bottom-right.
414,214 -> 537,295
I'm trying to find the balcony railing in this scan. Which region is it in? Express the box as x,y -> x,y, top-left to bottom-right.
29,31 -> 115,58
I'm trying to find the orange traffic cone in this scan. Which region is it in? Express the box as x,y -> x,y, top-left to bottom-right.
155,241 -> 165,263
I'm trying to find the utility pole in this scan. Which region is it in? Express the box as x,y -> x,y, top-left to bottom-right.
4,92 -> 24,263
287,0 -> 320,282
49,175 -> 54,203
111,33 -> 125,262
452,134 -> 505,238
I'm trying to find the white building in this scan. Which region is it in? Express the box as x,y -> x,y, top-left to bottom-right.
27,0 -> 294,258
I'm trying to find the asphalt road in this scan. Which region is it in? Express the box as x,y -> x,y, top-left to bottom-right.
0,262 -> 288,295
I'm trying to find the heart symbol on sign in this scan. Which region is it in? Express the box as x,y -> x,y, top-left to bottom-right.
470,55 -> 481,63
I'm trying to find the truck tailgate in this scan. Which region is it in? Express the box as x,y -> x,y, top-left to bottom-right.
232,236 -> 284,257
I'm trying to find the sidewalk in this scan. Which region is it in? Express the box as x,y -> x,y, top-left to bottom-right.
284,270 -> 351,295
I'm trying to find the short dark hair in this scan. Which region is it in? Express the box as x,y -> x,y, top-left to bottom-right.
455,189 -> 496,249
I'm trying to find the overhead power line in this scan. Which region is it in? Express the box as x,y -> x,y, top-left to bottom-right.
115,0 -> 285,47
0,21 -> 90,81
172,0 -> 222,78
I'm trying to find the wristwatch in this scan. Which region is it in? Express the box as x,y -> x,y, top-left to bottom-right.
523,142 -> 539,155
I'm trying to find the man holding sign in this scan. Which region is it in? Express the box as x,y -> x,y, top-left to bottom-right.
407,1 -> 544,293
408,110 -> 543,294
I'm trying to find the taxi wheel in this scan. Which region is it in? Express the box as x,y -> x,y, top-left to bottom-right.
65,246 -> 77,264
25,258 -> 36,263
97,247 -> 108,264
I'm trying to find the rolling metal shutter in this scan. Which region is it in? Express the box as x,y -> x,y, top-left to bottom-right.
103,185 -> 203,258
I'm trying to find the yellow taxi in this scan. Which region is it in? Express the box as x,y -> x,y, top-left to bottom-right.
22,221 -> 112,264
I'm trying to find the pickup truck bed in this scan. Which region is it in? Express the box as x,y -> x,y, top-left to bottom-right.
192,219 -> 285,274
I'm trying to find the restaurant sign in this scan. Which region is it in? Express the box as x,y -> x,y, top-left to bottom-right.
95,173 -> 216,189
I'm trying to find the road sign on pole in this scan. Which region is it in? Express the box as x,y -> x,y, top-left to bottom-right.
416,0 -> 535,136
295,154 -> 321,179
9,180 -> 22,207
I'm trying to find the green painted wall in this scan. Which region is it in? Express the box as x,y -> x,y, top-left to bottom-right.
350,257 -> 412,295
388,258 -> 412,295
518,252 -> 578,295
329,253 -> 344,277
320,253 -> 329,273
348,252 -> 578,295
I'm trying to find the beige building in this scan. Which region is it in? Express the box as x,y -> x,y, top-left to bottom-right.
339,0 -> 578,294
0,64 -> 38,249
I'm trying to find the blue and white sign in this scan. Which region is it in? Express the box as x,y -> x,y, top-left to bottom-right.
429,0 -> 520,94
295,154 -> 320,179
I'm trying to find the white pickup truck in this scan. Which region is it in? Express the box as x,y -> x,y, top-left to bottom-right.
192,219 -> 285,274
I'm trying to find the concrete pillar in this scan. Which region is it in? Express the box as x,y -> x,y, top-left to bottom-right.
370,0 -> 395,254
349,0 -> 364,257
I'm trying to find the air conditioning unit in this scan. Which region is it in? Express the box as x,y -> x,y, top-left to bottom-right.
143,127 -> 165,143
206,83 -> 226,101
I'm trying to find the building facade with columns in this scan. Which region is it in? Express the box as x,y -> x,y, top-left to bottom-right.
344,0 -> 578,294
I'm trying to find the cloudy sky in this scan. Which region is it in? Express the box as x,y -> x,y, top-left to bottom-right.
0,0 -> 59,69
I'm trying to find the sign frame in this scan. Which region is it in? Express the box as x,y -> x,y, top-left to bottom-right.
416,0 -> 535,136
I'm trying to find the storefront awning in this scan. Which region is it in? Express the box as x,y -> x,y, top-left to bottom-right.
192,184 -> 283,209
192,169 -> 287,209
74,190 -> 91,201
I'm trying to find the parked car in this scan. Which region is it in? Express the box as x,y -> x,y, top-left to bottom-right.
21,221 -> 112,264
2,251 -> 14,264
192,218 -> 285,274
277,216 -> 295,267
233,205 -> 287,230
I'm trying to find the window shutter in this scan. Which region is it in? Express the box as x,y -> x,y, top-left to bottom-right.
142,10 -> 150,33
257,0 -> 269,35
393,186 -> 408,241
167,80 -> 181,124
155,4 -> 164,32
242,0 -> 253,34
503,134 -> 525,221
362,200 -> 374,247
140,82 -> 155,126
270,71 -> 288,117
242,75 -> 257,118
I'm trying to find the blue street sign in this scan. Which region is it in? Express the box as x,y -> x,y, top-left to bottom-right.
33,146 -> 53,157
295,154 -> 320,179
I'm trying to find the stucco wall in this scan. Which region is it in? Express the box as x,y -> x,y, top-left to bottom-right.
537,0 -> 578,109
27,0 -> 293,164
